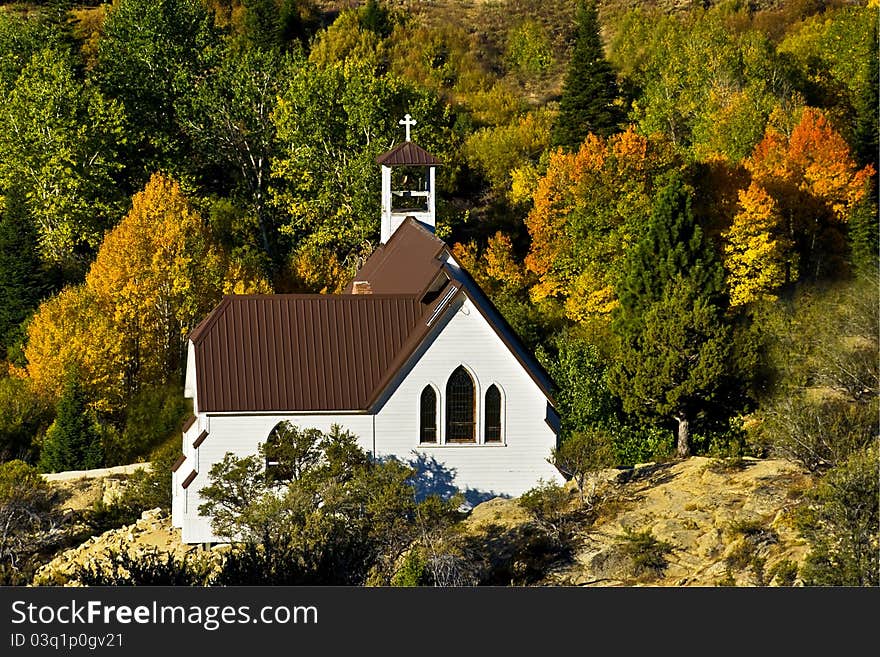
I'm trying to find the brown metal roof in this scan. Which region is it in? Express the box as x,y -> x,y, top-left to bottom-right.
190,220 -> 556,414
346,217 -> 448,296
376,141 -> 441,166
192,294 -> 428,412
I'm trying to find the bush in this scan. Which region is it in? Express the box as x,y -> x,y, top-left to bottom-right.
0,460 -> 59,582
616,528 -> 673,579
0,375 -> 52,464
74,548 -> 209,586
756,395 -> 877,473
551,428 -> 614,504
797,442 -> 878,586
518,479 -> 578,546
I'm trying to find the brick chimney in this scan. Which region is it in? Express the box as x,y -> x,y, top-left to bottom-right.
352,281 -> 373,295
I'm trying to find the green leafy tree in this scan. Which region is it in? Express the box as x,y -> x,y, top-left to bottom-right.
0,10 -> 66,94
608,6 -> 795,160
199,424 -> 461,585
270,63 -> 454,290
95,0 -> 217,184
609,175 -> 732,457
180,47 -> 297,263
38,365 -> 103,473
544,331 -> 619,439
552,0 -> 623,149
0,49 -> 126,273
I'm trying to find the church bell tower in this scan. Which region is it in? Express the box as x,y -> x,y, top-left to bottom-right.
376,114 -> 441,244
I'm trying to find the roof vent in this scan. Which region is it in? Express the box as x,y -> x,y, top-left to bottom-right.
352,281 -> 373,295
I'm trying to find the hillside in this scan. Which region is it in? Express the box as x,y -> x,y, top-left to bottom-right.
34,456 -> 815,587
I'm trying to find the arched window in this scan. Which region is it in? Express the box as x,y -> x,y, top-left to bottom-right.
446,366 -> 475,443
264,423 -> 292,482
420,386 -> 437,443
485,385 -> 502,443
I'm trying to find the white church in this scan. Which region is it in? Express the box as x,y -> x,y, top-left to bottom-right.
171,116 -> 563,544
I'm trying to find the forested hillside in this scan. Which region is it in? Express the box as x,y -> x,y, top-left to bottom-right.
0,0 -> 876,586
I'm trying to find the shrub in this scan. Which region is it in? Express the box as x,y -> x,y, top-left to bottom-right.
74,548 -> 209,586
757,395 -> 877,473
518,479 -> 575,542
797,442 -> 878,586
616,528 -> 673,579
0,375 -> 52,464
551,427 -> 614,504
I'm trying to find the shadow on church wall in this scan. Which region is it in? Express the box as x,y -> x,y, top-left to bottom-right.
404,452 -> 502,508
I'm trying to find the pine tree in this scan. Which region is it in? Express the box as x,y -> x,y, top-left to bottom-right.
38,366 -> 103,473
615,174 -> 725,332
609,174 -> 731,457
551,0 -> 622,150
0,193 -> 47,359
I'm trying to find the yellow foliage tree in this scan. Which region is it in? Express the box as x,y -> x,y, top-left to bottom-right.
23,285 -> 124,412
722,182 -> 791,307
25,173 -> 270,412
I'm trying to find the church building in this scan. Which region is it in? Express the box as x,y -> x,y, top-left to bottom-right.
171,116 -> 563,544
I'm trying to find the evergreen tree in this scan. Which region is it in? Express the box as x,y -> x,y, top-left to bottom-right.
615,174 -> 725,333
551,0 -> 622,150
38,366 -> 102,473
609,175 -> 731,457
847,183 -> 879,274
243,0 -> 283,52
0,193 -> 47,359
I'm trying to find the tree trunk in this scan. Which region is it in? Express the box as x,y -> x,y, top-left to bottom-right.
676,414 -> 690,458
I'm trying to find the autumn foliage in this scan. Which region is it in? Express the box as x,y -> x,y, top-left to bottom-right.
525,127 -> 678,321
25,174 -> 270,412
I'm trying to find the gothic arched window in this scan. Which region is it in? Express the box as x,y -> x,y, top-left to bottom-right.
420,386 -> 437,443
485,384 -> 502,443
264,422 -> 292,483
446,366 -> 475,443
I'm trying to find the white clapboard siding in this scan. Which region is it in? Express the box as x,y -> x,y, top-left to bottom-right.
374,295 -> 561,501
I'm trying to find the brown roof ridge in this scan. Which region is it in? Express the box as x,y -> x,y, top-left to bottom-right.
365,281 -> 464,408
441,262 -> 556,404
189,296 -> 233,345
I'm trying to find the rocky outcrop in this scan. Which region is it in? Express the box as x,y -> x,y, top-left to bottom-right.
32,509 -> 214,586
467,456 -> 813,587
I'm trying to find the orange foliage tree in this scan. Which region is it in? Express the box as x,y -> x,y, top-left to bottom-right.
524,127 -> 679,322
743,107 -> 875,282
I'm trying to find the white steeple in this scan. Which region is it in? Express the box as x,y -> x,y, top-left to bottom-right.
377,115 -> 441,244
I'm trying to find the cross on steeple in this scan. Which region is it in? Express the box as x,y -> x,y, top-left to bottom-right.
399,114 -> 417,142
